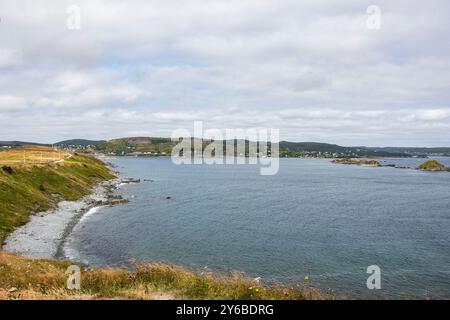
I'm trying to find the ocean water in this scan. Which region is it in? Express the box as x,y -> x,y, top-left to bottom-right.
64,157 -> 450,299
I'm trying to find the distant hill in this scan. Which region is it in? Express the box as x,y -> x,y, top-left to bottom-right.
3,137 -> 450,158
367,147 -> 450,156
280,141 -> 359,154
95,137 -> 413,158
278,141 -> 409,157
54,139 -> 106,147
0,141 -> 49,147
95,137 -> 175,155
1,139 -> 105,149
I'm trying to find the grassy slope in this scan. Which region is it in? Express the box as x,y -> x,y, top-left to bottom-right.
0,153 -> 115,243
96,137 -> 176,155
0,252 -> 324,300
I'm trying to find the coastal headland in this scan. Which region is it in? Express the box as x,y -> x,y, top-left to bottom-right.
0,146 -> 323,300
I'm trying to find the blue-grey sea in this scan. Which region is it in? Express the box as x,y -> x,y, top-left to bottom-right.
64,157 -> 450,299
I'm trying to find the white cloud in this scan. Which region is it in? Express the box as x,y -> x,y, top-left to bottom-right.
0,95 -> 27,111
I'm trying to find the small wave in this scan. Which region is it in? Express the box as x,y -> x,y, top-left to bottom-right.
79,206 -> 103,223
57,205 -> 105,261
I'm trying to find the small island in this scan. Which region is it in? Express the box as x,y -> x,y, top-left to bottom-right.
418,160 -> 446,171
332,158 -> 381,167
333,158 -> 450,173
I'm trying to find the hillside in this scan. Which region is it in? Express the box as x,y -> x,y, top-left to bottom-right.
0,141 -> 49,147
96,137 -> 412,158
367,147 -> 450,156
96,137 -> 176,155
1,140 -> 104,148
5,137 -> 449,158
55,139 -> 106,147
0,146 -> 115,243
278,141 -> 408,157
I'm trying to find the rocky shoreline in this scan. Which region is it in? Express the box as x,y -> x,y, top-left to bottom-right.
3,178 -> 128,260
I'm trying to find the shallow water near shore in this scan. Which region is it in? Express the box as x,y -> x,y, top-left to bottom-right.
64,157 -> 450,299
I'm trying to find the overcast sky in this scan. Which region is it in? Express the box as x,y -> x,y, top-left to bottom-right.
1,0 -> 450,146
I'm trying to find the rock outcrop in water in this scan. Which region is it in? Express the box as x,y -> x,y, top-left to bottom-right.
360,160 -> 381,167
418,160 -> 446,171
332,158 -> 381,167
121,178 -> 141,184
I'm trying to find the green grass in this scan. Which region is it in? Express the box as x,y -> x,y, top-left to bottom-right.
0,151 -> 115,244
418,160 -> 446,171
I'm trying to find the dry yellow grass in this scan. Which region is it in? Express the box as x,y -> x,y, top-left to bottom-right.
0,146 -> 70,166
0,252 -> 330,300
